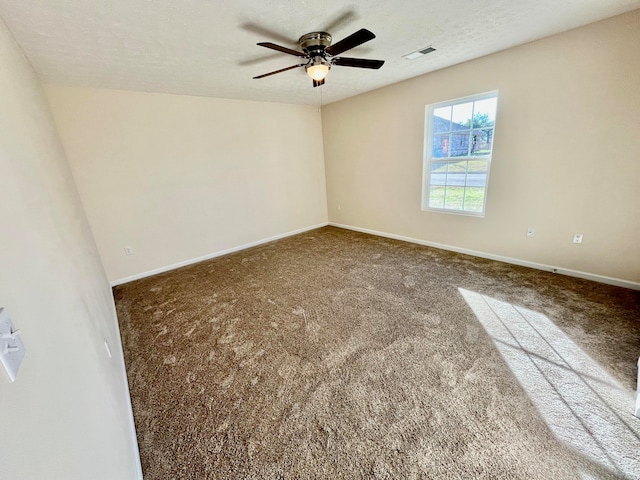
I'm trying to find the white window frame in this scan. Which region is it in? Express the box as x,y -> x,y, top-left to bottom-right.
421,90 -> 499,217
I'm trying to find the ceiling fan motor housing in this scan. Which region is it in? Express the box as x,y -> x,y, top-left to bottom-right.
299,32 -> 332,56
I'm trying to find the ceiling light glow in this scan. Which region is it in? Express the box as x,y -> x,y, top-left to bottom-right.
306,63 -> 330,81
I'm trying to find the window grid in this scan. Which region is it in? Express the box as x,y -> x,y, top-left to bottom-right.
422,91 -> 498,216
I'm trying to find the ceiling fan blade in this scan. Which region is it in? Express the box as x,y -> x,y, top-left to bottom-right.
326,28 -> 375,56
257,42 -> 307,57
253,64 -> 304,79
332,57 -> 385,69
313,78 -> 325,88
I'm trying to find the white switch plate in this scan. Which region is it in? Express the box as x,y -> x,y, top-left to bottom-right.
573,233 -> 584,244
0,308 -> 26,382
527,227 -> 535,237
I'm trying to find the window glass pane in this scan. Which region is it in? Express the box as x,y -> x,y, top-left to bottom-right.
444,186 -> 464,210
446,160 -> 467,174
433,106 -> 451,133
451,102 -> 473,131
450,133 -> 470,157
467,159 -> 488,173
428,186 -> 445,208
463,187 -> 485,212
470,128 -> 493,156
467,160 -> 488,189
429,161 -> 447,186
432,134 -> 449,158
472,98 -> 497,128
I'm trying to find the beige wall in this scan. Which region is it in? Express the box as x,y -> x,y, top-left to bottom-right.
45,87 -> 328,283
0,18 -> 141,480
322,10 -> 640,284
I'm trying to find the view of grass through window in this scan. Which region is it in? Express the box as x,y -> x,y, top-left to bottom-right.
423,92 -> 498,215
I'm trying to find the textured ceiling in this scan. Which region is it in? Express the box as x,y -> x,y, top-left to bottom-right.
1,0 -> 639,106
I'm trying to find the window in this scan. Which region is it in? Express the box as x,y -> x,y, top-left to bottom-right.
422,91 -> 498,216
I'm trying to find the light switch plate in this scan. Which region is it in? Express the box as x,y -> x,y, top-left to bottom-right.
0,308 -> 26,382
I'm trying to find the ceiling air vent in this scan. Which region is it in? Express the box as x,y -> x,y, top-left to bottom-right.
402,46 -> 436,60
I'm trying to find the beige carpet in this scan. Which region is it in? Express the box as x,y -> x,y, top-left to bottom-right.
114,226 -> 640,479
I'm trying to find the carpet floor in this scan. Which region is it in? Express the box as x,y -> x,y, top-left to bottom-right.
114,226 -> 640,479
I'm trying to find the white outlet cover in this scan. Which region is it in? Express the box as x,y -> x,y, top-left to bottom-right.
0,308 -> 26,382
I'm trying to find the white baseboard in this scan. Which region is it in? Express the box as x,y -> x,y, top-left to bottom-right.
329,222 -> 640,291
111,221 -> 639,290
110,222 -> 329,286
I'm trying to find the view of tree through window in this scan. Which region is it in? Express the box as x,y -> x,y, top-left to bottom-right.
423,92 -> 498,215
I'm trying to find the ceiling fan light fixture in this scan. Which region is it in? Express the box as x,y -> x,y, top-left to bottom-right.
306,60 -> 330,81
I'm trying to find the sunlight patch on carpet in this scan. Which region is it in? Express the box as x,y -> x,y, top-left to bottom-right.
458,288 -> 640,479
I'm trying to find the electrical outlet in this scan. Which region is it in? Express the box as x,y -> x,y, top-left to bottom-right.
124,246 -> 134,255
573,233 -> 584,244
527,227 -> 535,237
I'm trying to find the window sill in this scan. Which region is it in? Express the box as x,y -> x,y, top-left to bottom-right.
421,207 -> 485,218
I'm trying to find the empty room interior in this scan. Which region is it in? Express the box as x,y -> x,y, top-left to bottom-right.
1,1 -> 639,479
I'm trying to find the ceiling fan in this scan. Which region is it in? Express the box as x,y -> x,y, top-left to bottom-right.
252,28 -> 384,87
